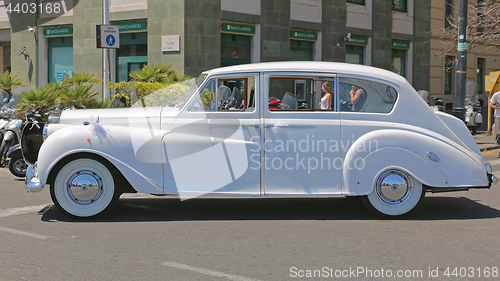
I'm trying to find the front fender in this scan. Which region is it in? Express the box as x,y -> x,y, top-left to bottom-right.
342,130 -> 488,195
37,125 -> 169,194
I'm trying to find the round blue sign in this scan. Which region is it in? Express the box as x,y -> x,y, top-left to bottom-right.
106,35 -> 115,46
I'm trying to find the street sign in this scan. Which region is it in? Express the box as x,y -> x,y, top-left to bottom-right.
96,25 -> 120,49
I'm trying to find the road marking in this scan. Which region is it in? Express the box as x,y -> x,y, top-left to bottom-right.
0,204 -> 50,218
162,262 -> 262,281
0,226 -> 51,239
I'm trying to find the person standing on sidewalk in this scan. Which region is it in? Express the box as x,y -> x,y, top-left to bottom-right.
490,91 -> 500,154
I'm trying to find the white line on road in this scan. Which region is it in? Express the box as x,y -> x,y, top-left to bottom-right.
162,262 -> 262,281
0,226 -> 51,239
0,204 -> 51,218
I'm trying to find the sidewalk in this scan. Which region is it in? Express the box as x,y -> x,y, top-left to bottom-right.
473,132 -> 499,151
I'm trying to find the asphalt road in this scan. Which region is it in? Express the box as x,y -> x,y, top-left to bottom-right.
1,155 -> 500,281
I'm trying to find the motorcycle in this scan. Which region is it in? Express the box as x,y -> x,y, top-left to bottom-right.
464,95 -> 483,135
6,112 -> 45,177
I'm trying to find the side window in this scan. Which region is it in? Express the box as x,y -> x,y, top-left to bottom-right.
190,79 -> 216,111
189,77 -> 256,112
339,77 -> 397,113
269,77 -> 334,111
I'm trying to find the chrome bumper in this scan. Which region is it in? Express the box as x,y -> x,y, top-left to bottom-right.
25,164 -> 45,193
485,163 -> 498,186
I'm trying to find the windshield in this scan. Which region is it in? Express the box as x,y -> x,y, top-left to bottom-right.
131,74 -> 207,108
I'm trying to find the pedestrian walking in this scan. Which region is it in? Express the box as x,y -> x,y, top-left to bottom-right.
489,90 -> 500,156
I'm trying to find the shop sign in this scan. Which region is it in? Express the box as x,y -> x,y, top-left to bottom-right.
290,30 -> 317,41
162,35 -> 180,52
115,21 -> 147,32
392,40 -> 410,49
222,23 -> 255,35
347,36 -> 368,45
44,27 -> 73,36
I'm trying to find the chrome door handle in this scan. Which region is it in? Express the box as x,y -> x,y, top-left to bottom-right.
241,124 -> 259,128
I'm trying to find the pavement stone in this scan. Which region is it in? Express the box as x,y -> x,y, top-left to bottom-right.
473,132 -> 499,152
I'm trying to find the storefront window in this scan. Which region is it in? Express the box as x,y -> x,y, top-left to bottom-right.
221,33 -> 251,67
290,40 -> 313,61
444,56 -> 454,95
346,45 -> 364,65
392,0 -> 407,12
48,37 -> 73,83
0,42 -> 11,73
477,58 -> 485,96
347,0 -> 365,4
391,49 -> 406,78
116,32 -> 147,82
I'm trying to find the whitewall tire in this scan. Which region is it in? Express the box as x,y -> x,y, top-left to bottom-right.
50,158 -> 121,218
362,169 -> 424,216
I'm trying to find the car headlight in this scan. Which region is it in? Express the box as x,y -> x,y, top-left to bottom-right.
42,124 -> 48,140
48,109 -> 61,124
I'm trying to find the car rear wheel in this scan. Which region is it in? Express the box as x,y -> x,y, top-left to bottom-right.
361,169 -> 424,217
50,158 -> 121,218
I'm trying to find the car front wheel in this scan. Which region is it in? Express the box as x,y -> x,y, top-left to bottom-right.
361,169 -> 424,217
50,158 -> 121,218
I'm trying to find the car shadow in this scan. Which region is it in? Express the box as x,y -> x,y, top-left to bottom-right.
40,195 -> 500,222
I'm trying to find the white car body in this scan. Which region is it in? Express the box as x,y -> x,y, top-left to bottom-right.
24,61 -> 496,217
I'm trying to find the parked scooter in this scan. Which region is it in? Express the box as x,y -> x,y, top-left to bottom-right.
6,144 -> 26,177
0,103 -> 23,167
464,95 -> 483,135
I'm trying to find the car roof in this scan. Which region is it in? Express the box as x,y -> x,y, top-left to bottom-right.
202,61 -> 408,86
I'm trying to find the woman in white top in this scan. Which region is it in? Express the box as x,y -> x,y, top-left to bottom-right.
319,82 -> 334,110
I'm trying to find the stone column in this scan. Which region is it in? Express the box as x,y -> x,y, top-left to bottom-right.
261,0 -> 290,62
371,0 -> 392,70
73,0 -> 103,78
10,0 -> 37,89
413,0 -> 431,91
322,0 -> 347,62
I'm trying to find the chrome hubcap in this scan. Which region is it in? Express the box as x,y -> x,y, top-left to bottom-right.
66,169 -> 103,205
376,170 -> 412,204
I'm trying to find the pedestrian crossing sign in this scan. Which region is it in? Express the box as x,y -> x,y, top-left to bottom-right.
96,25 -> 120,49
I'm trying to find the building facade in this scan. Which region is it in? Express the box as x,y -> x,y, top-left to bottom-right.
430,0 -> 500,118
0,0 -> 431,97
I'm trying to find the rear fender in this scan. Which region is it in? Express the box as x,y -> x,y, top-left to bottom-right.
342,129 -> 487,195
7,144 -> 21,157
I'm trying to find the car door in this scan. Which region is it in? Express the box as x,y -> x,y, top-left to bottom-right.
262,72 -> 342,195
163,73 -> 261,200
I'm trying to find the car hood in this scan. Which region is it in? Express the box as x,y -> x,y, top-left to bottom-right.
60,106 -> 181,130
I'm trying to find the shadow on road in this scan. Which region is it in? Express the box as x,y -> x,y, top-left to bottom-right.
40,195 -> 500,222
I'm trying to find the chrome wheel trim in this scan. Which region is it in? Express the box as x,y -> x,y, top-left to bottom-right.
375,169 -> 413,205
65,169 -> 104,205
13,159 -> 27,174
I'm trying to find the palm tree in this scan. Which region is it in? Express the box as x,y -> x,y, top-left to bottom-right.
59,72 -> 103,109
0,71 -> 24,101
15,84 -> 59,115
60,84 -> 100,109
129,64 -> 182,84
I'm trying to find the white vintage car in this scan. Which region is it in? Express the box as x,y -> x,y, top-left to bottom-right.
24,61 -> 497,218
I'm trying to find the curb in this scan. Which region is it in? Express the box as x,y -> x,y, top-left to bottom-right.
480,145 -> 500,152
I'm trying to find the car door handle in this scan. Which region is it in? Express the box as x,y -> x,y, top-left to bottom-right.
241,124 -> 259,128
265,125 -> 315,128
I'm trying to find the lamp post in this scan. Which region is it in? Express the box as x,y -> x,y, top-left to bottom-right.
455,0 -> 468,121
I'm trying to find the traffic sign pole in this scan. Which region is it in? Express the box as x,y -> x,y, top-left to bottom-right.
103,0 -> 110,100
